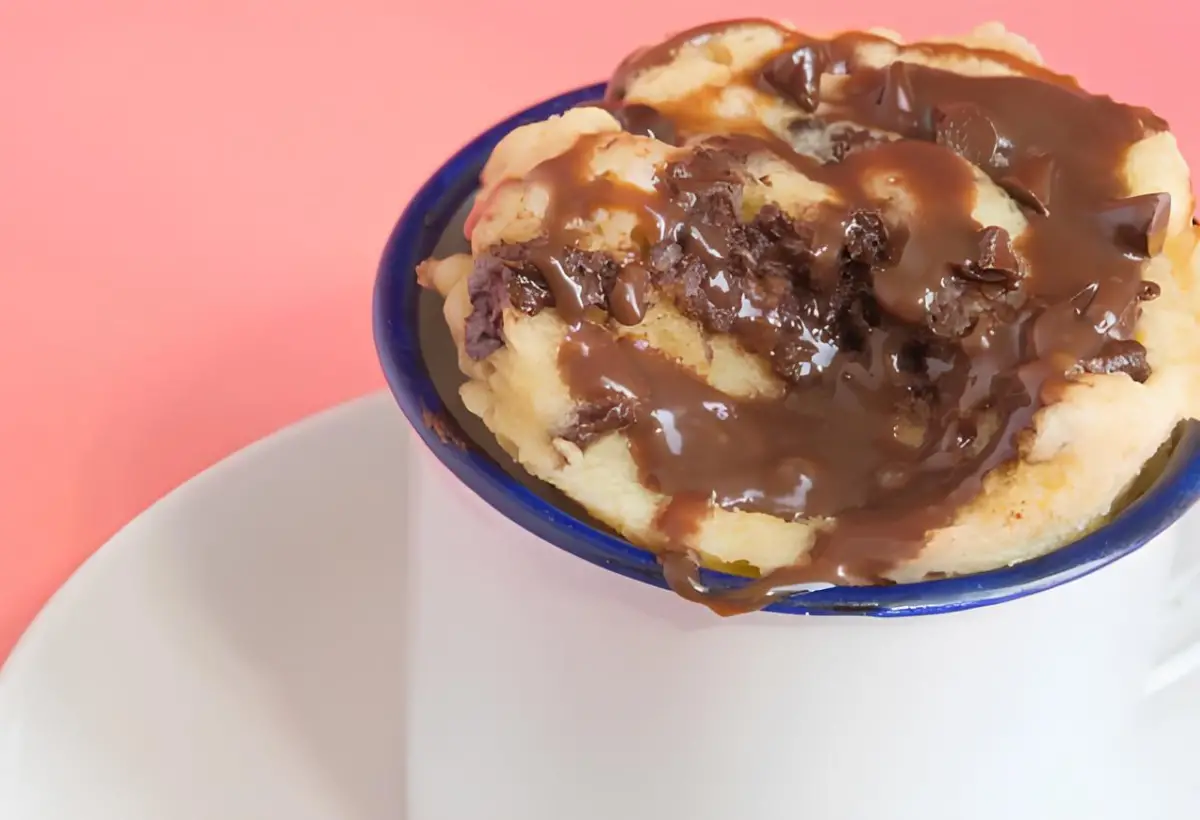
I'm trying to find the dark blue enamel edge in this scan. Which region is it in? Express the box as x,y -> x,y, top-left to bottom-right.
373,82 -> 1200,617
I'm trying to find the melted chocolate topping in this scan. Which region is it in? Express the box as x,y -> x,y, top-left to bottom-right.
605,102 -> 681,146
459,20 -> 1175,613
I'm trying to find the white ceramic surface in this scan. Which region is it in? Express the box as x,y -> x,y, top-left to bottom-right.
0,393 -> 1197,820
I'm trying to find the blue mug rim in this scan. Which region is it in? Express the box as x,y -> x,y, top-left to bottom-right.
373,81 -> 1200,617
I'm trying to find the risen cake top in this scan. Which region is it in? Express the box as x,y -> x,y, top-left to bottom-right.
422,20 -> 1200,612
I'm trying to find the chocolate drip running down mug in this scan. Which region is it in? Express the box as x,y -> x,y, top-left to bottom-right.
374,85 -> 1200,820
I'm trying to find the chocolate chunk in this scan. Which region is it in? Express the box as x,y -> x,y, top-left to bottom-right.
483,242 -> 555,316
669,256 -> 737,332
648,239 -> 684,274
951,226 -> 1023,286
528,242 -> 622,323
760,45 -> 826,113
609,263 -> 652,325
1078,339 -> 1151,383
1096,193 -> 1171,257
1138,280 -> 1162,301
999,153 -> 1055,216
843,211 -> 890,265
976,227 -> 1019,273
934,103 -> 1000,168
745,204 -> 814,282
926,280 -> 984,338
926,283 -> 1022,339
928,236 -> 1025,340
608,102 -> 679,145
561,397 -> 639,447
464,255 -> 512,360
495,266 -> 552,321
648,159 -> 751,332
507,267 -> 554,315
827,259 -> 880,350
645,166 -> 825,377
463,242 -> 622,356
875,62 -> 918,132
768,330 -> 819,382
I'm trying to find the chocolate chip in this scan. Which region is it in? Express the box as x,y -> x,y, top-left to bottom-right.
926,282 -> 985,338
760,45 -> 826,113
609,263 -> 652,325
999,153 -> 1055,216
875,62 -> 918,131
976,226 -> 1021,279
954,226 -> 1023,285
1138,281 -> 1162,301
926,228 -> 1026,339
843,210 -> 890,265
1096,193 -> 1171,257
1077,339 -> 1151,383
934,103 -> 1000,168
828,124 -> 887,163
788,118 -> 886,163
772,332 -> 823,382
608,102 -> 679,145
561,397 -> 639,447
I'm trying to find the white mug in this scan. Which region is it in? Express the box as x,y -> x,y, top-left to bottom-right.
402,452 -> 1199,820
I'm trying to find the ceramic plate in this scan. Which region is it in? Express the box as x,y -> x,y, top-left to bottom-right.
1,394 -> 1196,818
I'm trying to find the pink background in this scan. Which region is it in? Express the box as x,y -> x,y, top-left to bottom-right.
1,1 -> 1196,660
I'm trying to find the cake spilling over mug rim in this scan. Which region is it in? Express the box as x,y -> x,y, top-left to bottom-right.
375,73 -> 1200,617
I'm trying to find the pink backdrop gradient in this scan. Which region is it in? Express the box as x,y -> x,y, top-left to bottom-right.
1,1 -> 1197,659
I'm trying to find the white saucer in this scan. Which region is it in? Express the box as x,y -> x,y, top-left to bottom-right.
0,393 -> 1196,819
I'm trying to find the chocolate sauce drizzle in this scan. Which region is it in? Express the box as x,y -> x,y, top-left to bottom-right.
461,20 -> 1173,613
